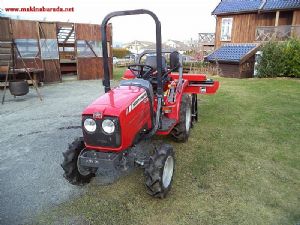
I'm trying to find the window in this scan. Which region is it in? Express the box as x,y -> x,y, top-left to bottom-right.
76,40 -> 102,57
39,39 -> 59,60
64,47 -> 75,52
221,18 -> 233,41
15,39 -> 39,58
76,41 -> 111,58
59,47 -> 74,52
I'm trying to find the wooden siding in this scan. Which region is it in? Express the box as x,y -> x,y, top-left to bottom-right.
257,12 -> 276,26
215,12 -> 278,48
76,57 -> 113,80
278,11 -> 293,25
43,60 -> 60,83
10,20 -> 42,70
39,22 -> 57,39
240,56 -> 255,78
76,23 -> 101,41
11,20 -> 39,39
38,22 -> 61,83
77,58 -> 102,80
1,19 -> 113,82
218,64 -> 240,78
15,59 -> 42,68
76,23 -> 112,80
215,17 -> 222,48
217,60 -> 255,78
0,18 -> 11,41
75,23 -> 112,42
293,10 -> 300,25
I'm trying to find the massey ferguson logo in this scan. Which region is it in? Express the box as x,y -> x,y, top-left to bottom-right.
93,112 -> 103,120
126,91 -> 147,115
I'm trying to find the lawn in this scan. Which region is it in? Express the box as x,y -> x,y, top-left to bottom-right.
36,77 -> 300,225
112,66 -> 127,80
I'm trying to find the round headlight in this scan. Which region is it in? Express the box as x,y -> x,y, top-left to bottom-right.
84,118 -> 97,133
102,119 -> 115,134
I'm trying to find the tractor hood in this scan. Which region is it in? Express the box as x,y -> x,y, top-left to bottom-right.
82,85 -> 147,117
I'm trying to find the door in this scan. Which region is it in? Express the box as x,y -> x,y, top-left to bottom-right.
38,22 -> 61,83
75,23 -> 112,80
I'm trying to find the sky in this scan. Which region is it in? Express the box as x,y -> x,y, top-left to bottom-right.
0,0 -> 220,44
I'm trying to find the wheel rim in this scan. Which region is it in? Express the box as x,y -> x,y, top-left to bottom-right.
185,102 -> 192,132
162,156 -> 174,188
77,149 -> 90,176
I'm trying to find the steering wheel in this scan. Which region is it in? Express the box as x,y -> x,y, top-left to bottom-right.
128,64 -> 154,79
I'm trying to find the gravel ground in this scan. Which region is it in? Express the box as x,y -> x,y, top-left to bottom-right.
0,79 -> 116,225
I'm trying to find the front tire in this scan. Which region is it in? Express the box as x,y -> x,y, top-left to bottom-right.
61,137 -> 94,185
144,144 -> 175,198
171,94 -> 192,142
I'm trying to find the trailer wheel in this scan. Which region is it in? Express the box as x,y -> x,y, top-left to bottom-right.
144,144 -> 175,198
61,137 -> 95,185
171,94 -> 192,142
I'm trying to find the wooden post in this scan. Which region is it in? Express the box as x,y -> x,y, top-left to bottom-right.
291,11 -> 296,37
36,21 -> 45,81
56,22 -> 62,82
292,11 -> 296,26
1,63 -> 10,104
275,11 -> 280,26
74,23 -> 79,80
274,11 -> 280,40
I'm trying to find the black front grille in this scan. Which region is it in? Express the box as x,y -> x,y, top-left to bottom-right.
82,116 -> 121,148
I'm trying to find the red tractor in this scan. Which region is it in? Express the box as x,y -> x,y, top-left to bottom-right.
61,9 -> 219,198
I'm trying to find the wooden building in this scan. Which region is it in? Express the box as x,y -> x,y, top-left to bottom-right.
198,33 -> 215,60
0,17 -> 113,84
206,0 -> 300,78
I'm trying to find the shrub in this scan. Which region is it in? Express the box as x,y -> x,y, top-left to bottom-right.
257,38 -> 300,78
283,38 -> 300,77
112,48 -> 130,58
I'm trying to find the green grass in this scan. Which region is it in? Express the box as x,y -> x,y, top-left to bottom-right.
113,66 -> 127,80
35,77 -> 300,225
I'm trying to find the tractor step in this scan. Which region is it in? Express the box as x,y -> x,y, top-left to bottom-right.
159,116 -> 176,132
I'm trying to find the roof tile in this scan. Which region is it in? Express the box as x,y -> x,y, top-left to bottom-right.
206,43 -> 258,63
264,0 -> 300,10
212,0 -> 261,15
213,0 -> 300,15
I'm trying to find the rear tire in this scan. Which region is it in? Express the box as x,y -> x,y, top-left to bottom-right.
144,144 -> 175,198
171,94 -> 192,142
61,137 -> 94,185
191,94 -> 198,128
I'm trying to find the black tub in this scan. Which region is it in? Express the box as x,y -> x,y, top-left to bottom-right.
9,80 -> 29,96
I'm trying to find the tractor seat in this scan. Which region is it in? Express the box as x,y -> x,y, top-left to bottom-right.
144,55 -> 169,89
145,55 -> 167,73
120,78 -> 154,104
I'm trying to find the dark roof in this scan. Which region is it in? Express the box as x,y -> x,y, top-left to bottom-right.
263,0 -> 300,11
212,0 -> 300,15
206,43 -> 258,63
212,0 -> 262,15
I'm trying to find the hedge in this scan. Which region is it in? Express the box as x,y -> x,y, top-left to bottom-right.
112,48 -> 130,58
257,38 -> 300,78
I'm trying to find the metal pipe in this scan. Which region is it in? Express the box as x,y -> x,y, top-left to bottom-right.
101,9 -> 163,95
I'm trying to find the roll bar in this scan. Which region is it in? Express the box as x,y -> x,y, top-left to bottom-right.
101,9 -> 163,96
